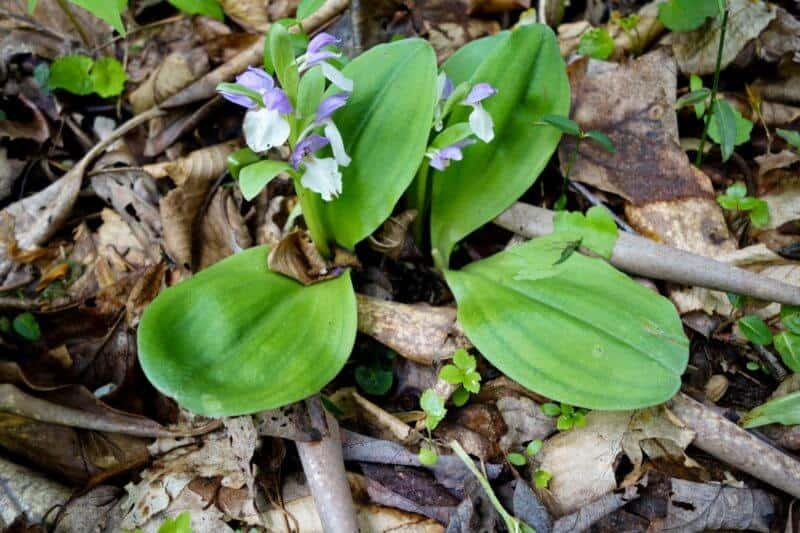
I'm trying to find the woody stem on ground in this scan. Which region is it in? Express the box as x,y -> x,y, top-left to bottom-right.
494,202 -> 800,306
695,5 -> 729,166
54,0 -> 91,47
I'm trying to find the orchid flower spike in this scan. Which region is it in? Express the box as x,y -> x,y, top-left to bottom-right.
314,93 -> 351,167
291,135 -> 343,201
223,68 -> 293,153
297,33 -> 353,92
463,83 -> 497,143
427,139 -> 476,171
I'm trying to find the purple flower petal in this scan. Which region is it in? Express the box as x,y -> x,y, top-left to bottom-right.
428,139 -> 476,171
304,50 -> 340,69
219,90 -> 258,109
291,134 -> 330,169
316,93 -> 349,123
465,83 -> 497,105
262,87 -> 293,114
235,67 -> 274,93
440,76 -> 453,100
308,33 -> 340,55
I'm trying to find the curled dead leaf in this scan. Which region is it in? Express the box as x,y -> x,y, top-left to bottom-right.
367,209 -> 419,260
129,50 -> 210,114
267,230 -> 359,286
145,141 -> 237,186
219,0 -> 270,32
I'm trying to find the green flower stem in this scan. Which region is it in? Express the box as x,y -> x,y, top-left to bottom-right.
695,6 -> 729,166
294,178 -> 332,258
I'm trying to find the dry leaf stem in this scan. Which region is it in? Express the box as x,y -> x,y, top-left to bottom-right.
495,202 -> 800,306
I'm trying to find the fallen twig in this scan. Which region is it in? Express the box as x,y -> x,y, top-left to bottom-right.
295,396 -> 359,533
670,392 -> 800,498
159,0 -> 351,109
356,294 -> 471,365
495,202 -> 800,306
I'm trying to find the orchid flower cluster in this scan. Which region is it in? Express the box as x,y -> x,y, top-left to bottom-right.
218,32 -> 353,202
426,74 -> 498,172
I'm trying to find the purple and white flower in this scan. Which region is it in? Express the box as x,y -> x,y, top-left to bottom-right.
427,139 -> 476,171
315,93 -> 351,167
291,134 -> 342,201
222,68 -> 292,153
463,83 -> 497,143
296,33 -> 353,92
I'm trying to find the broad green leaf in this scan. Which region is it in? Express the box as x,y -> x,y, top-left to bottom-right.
540,114 -> 581,137
269,23 -> 300,103
584,130 -> 615,153
775,332 -> 800,373
297,0 -> 325,20
168,0 -> 223,20
440,32 -> 508,85
738,314 -> 773,345
431,123 -> 474,149
433,24 -> 569,265
239,160 -> 291,201
71,0 -> 127,35
552,206 -> 618,259
296,66 -> 325,129
227,147 -> 260,179
657,0 -> 719,32
137,246 -> 357,416
777,128 -> 800,150
90,57 -> 126,98
782,306 -> 800,335
578,27 -> 615,59
710,99 -> 739,162
48,55 -> 94,95
741,391 -> 800,428
445,236 -> 688,409
313,38 -> 438,249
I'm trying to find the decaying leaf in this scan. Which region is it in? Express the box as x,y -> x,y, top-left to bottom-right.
267,230 -> 359,285
671,0 -> 776,75
219,0 -> 270,32
538,408 -> 694,515
198,188 -> 252,270
496,395 -> 556,450
129,50 -> 210,113
120,417 -> 260,530
563,50 -> 736,256
0,455 -> 70,529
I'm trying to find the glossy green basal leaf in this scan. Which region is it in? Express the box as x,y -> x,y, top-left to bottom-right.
314,38 -> 438,250
441,32 -> 508,85
445,236 -> 688,409
741,391 -> 800,428
137,246 -> 357,416
432,24 -> 569,266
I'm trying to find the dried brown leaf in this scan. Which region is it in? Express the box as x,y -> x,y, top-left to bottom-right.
129,50 -> 210,114
219,0 -> 270,32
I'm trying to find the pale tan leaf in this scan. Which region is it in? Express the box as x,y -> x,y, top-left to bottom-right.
129,50 -> 209,114
219,0 -> 270,32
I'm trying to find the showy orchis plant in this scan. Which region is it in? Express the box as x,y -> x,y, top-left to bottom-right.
137,26 -> 438,415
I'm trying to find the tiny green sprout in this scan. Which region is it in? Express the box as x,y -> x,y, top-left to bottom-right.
746,361 -> 761,372
418,446 -> 439,466
48,54 -> 127,98
738,314 -> 773,346
507,452 -> 527,466
578,27 -> 615,60
439,349 -> 481,404
781,305 -> 800,335
526,439 -> 543,456
13,312 -> 40,342
0,316 -> 10,334
156,511 -> 192,533
533,468 -> 553,489
727,292 -> 744,310
420,389 -> 447,431
716,182 -> 770,229
611,12 -> 642,54
543,402 -> 589,431
777,129 -> 800,151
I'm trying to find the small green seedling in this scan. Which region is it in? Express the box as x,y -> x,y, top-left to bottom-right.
526,439 -> 543,456
439,349 -> 481,407
418,445 -> 439,466
777,129 -> 800,152
738,314 -> 773,346
736,309 -> 800,375
12,312 -> 40,342
541,402 -> 588,431
537,115 -> 615,210
611,12 -> 642,54
48,54 -> 127,98
533,469 -> 553,489
716,183 -> 769,229
507,452 -> 527,466
578,27 -> 615,60
420,389 -> 446,431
